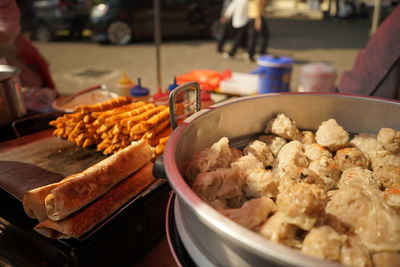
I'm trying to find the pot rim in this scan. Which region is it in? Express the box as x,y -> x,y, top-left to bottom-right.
164,92 -> 400,266
0,65 -> 21,81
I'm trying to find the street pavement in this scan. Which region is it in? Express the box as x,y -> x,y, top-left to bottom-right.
34,13 -> 371,98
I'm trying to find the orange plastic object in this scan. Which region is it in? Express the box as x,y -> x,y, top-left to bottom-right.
176,69 -> 232,91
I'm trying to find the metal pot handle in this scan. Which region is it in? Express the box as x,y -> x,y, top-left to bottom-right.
168,81 -> 201,130
152,82 -> 201,179
11,111 -> 65,138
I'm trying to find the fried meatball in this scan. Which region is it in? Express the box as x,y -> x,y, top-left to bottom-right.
278,167 -> 331,192
304,143 -> 332,161
308,157 -> 341,190
369,150 -> 400,170
301,130 -> 316,144
301,226 -> 346,261
377,128 -> 400,154
350,133 -> 385,163
316,119 -> 349,151
243,140 -> 274,167
231,154 -> 264,176
340,236 -> 372,267
372,252 -> 400,267
258,134 -> 287,157
265,113 -> 302,141
373,165 -> 400,188
245,168 -> 280,198
327,183 -> 400,252
334,147 -> 369,171
277,141 -> 308,174
185,137 -> 232,183
219,197 -> 278,230
338,167 -> 379,189
192,167 -> 244,203
259,212 -> 302,248
276,183 -> 327,230
384,183 -> 400,212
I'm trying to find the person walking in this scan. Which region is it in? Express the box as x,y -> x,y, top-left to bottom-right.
245,0 -> 269,62
222,0 -> 249,59
216,0 -> 233,53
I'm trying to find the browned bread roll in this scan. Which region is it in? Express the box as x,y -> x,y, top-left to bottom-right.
34,162 -> 155,239
22,139 -> 153,222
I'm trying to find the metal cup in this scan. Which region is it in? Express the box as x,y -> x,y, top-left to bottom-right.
0,65 -> 26,125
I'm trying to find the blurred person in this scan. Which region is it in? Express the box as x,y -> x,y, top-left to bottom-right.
216,0 -> 233,53
245,0 -> 269,62
0,0 -> 58,112
338,5 -> 400,100
222,0 -> 249,59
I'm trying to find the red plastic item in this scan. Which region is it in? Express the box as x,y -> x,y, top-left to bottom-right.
176,69 -> 232,91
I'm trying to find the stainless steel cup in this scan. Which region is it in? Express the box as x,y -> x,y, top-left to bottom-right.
0,65 -> 26,125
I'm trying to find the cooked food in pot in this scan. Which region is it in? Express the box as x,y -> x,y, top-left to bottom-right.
186,113 -> 400,267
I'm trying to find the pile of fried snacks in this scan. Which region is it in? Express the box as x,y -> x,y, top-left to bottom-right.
49,96 -> 171,156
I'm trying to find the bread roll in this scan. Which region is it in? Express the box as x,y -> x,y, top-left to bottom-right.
35,163 -> 155,239
44,139 -> 153,221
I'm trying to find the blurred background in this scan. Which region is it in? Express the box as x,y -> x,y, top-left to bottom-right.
15,0 -> 400,96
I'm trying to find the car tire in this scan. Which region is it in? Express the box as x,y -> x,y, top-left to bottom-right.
34,24 -> 54,42
106,21 -> 132,45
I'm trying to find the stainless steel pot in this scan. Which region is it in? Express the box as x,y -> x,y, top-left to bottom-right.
163,85 -> 400,267
0,65 -> 26,125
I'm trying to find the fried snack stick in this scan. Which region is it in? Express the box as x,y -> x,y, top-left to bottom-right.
112,106 -> 166,137
50,112 -> 85,139
34,162 -> 155,239
68,121 -> 85,144
75,96 -> 131,113
49,112 -> 84,126
95,104 -> 156,135
104,103 -> 156,127
53,128 -> 64,137
120,105 -> 166,129
154,136 -> 170,157
130,107 -> 169,136
143,119 -> 170,141
91,101 -> 147,121
96,138 -> 111,152
44,139 -> 153,221
148,126 -> 172,147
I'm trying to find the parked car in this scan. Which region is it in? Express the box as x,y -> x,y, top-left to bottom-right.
33,0 -> 91,42
90,0 -> 223,45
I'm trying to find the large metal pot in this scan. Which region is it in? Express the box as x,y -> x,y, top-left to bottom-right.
163,85 -> 400,266
0,65 -> 26,125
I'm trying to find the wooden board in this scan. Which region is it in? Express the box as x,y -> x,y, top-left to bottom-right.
0,129 -> 107,201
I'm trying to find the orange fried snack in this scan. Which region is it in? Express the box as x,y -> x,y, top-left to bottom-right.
49,97 -> 171,157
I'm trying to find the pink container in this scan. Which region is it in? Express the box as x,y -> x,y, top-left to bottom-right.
299,62 -> 337,93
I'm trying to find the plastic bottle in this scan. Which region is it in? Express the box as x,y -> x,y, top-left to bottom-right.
116,72 -> 135,97
130,78 -> 150,102
167,77 -> 186,115
168,76 -> 178,92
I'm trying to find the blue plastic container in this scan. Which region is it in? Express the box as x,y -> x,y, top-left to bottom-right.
251,55 -> 293,94
130,78 -> 150,100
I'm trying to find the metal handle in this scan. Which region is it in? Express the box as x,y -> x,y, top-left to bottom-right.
11,111 -> 64,138
152,154 -> 167,179
59,84 -> 107,105
168,82 -> 201,130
